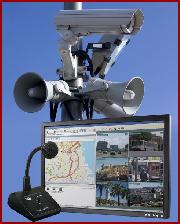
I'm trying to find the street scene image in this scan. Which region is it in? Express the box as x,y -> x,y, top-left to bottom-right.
96,132 -> 129,158
128,182 -> 163,211
129,130 -> 164,157
128,157 -> 163,182
96,181 -> 129,208
96,157 -> 128,182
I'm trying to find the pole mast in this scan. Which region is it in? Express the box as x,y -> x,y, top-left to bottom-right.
61,2 -> 84,121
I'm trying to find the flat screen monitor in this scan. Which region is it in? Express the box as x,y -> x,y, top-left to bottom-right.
41,114 -> 170,218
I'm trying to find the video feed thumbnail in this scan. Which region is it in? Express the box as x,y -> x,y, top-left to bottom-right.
128,182 -> 163,211
129,130 -> 163,157
96,132 -> 129,158
96,181 -> 129,208
96,157 -> 128,182
128,157 -> 163,182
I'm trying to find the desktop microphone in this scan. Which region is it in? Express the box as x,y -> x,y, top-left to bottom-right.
23,141 -> 58,192
8,142 -> 61,222
41,141 -> 58,159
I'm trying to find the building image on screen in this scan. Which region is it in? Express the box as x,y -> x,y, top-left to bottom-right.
129,130 -> 164,157
44,119 -> 167,218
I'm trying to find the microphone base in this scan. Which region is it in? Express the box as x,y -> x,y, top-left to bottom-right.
8,186 -> 61,222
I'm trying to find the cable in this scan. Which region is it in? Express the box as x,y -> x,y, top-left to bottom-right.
90,99 -> 94,119
50,102 -> 59,122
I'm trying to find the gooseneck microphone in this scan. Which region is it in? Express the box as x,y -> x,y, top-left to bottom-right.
8,142 -> 61,222
23,142 -> 58,192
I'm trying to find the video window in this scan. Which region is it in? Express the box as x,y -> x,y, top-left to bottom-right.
128,157 -> 163,182
96,181 -> 129,208
96,132 -> 129,158
128,182 -> 163,211
96,158 -> 128,182
129,130 -> 164,157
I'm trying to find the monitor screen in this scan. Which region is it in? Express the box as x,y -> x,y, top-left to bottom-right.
41,115 -> 170,218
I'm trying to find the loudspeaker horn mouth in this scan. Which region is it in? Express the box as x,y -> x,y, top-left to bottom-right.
122,76 -> 144,115
14,72 -> 46,113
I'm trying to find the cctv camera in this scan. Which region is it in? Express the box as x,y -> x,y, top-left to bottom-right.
55,9 -> 144,35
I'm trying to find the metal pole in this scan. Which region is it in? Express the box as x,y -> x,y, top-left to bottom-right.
64,2 -> 82,10
61,2 -> 84,121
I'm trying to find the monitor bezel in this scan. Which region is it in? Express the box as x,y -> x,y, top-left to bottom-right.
41,114 -> 170,219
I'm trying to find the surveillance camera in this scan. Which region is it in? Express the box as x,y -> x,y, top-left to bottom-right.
55,9 -> 144,35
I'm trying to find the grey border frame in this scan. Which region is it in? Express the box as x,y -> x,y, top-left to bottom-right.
41,114 -> 170,219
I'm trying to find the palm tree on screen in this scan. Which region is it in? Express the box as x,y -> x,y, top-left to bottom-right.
111,184 -> 128,206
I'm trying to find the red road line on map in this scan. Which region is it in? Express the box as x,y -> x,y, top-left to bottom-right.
73,150 -> 80,174
68,148 -> 74,179
48,142 -> 80,181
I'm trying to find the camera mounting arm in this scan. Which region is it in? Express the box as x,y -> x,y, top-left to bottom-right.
91,34 -> 131,79
59,30 -> 79,81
